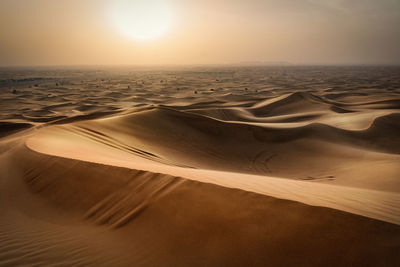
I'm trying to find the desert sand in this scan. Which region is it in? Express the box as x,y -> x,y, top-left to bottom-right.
1,66 -> 400,266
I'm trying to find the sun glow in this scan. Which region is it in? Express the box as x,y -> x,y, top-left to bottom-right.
109,0 -> 173,42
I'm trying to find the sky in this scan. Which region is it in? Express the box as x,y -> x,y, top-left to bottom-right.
1,0 -> 399,66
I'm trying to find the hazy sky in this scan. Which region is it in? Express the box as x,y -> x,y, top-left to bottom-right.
1,0 -> 399,66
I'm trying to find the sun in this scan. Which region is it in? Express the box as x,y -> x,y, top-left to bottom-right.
109,0 -> 174,42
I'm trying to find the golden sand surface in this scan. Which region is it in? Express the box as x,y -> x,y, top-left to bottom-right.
1,66 -> 400,265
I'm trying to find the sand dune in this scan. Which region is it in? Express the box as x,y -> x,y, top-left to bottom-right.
27,104 -> 399,191
1,138 -> 399,266
1,66 -> 400,265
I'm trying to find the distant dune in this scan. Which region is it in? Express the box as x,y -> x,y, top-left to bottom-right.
1,66 -> 400,265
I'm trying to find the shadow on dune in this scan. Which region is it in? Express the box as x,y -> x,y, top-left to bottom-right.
0,121 -> 33,138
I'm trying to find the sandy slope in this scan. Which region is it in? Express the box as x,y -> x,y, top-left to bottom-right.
26,123 -> 400,225
29,97 -> 400,193
1,136 -> 400,266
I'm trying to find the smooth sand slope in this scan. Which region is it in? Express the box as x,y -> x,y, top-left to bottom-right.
26,107 -> 400,225
1,135 -> 400,266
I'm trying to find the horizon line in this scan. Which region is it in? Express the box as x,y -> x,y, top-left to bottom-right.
1,62 -> 400,68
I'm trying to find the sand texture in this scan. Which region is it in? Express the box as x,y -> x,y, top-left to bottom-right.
1,66 -> 400,266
